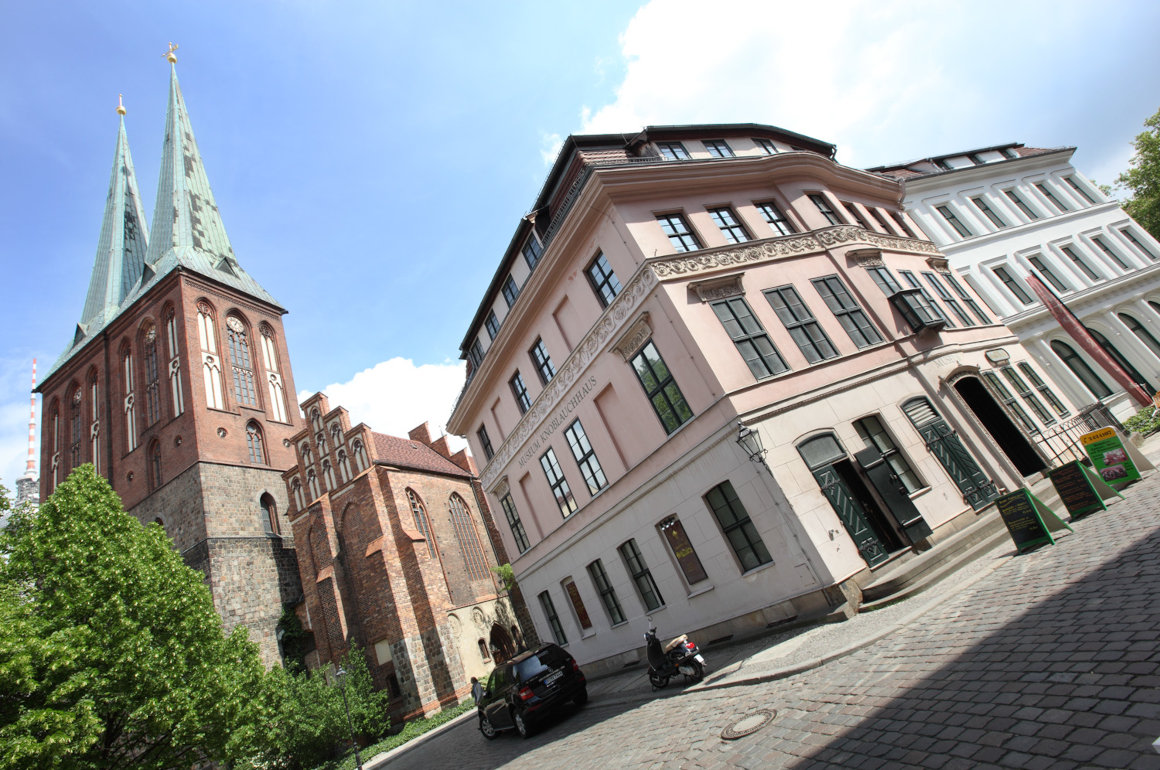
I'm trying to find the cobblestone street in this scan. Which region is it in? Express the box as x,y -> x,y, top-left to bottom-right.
381,469 -> 1160,769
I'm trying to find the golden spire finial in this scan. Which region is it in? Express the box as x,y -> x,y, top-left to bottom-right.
165,42 -> 178,64
116,93 -> 126,116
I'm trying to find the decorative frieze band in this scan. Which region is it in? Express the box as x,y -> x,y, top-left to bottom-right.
651,226 -> 939,279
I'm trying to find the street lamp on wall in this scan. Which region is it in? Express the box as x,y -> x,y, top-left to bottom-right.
736,422 -> 767,465
335,666 -> 364,770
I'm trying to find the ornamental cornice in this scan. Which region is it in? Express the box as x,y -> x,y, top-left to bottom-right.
689,273 -> 745,303
480,266 -> 658,488
649,226 -> 938,280
612,313 -> 653,361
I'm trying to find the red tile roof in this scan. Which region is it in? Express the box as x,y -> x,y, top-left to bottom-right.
371,432 -> 472,478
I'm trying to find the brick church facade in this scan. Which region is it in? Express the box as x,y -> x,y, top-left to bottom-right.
37,56 -> 302,666
285,393 -> 534,720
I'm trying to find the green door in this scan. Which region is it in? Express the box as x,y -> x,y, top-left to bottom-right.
903,398 -> 998,510
799,433 -> 891,568
811,464 -> 891,567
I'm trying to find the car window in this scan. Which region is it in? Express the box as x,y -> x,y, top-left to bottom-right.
514,654 -> 551,682
486,667 -> 504,693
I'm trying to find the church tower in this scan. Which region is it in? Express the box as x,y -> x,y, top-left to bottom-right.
38,51 -> 302,665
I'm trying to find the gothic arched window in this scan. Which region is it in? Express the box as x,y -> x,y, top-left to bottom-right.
323,459 -> 336,489
406,489 -> 436,557
69,386 -> 82,471
449,494 -> 489,580
246,422 -> 266,465
337,449 -> 351,483
331,423 -> 344,447
49,400 -> 60,491
258,323 -> 288,422
307,469 -> 320,501
197,302 -> 225,410
147,439 -> 162,491
142,322 -> 161,426
88,368 -> 100,475
122,344 -> 137,452
260,492 -> 279,534
290,477 -> 305,510
353,440 -> 368,472
310,407 -> 322,433
226,315 -> 257,407
164,305 -> 185,416
300,442 -> 313,468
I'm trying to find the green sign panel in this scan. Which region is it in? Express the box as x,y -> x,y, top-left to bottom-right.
1080,428 -> 1141,486
1048,460 -> 1123,520
995,488 -> 1073,554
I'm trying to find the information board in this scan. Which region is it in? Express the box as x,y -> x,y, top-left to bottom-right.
1048,461 -> 1123,519
996,488 -> 1072,554
1080,428 -> 1141,486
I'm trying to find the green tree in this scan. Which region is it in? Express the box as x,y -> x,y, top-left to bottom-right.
1116,107 -> 1160,240
0,466 -> 266,769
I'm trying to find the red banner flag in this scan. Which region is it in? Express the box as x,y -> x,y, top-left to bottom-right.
1024,272 -> 1151,406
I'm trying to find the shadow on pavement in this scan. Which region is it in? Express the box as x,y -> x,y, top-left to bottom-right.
781,488 -> 1160,768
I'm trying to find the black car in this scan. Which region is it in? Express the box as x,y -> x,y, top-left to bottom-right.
478,643 -> 587,739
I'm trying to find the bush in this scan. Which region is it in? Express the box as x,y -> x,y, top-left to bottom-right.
1124,406 -> 1160,435
253,647 -> 390,769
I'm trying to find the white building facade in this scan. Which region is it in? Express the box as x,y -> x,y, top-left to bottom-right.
871,145 -> 1160,421
448,126 -> 1082,674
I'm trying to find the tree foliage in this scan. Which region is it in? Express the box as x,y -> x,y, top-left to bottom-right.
1116,107 -> 1160,240
0,466 -> 267,769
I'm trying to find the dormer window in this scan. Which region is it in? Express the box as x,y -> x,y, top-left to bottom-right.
522,235 -> 543,270
754,138 -> 778,155
501,275 -> 520,308
703,139 -> 734,158
468,339 -> 484,370
657,141 -> 689,160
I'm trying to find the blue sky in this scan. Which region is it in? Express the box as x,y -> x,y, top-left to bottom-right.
2,0 -> 1159,491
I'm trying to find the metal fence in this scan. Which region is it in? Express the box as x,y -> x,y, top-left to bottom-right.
1034,402 -> 1124,467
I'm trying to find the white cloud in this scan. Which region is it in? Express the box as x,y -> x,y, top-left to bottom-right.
579,0 -> 960,166
298,357 -> 468,452
574,0 -> 1159,174
540,132 -> 564,166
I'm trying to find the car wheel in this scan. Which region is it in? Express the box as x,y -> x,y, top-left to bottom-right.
686,659 -> 704,683
513,709 -> 533,739
573,687 -> 588,706
479,713 -> 497,740
648,669 -> 670,689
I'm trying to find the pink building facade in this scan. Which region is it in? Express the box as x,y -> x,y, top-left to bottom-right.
448,125 -> 1080,674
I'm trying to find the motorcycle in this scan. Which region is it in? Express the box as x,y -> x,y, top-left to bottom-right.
644,624 -> 707,688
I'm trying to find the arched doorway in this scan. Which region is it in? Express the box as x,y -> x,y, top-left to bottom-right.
489,624 -> 516,663
797,433 -> 907,568
953,376 -> 1046,477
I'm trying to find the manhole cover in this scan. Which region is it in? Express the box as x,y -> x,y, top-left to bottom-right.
720,708 -> 776,740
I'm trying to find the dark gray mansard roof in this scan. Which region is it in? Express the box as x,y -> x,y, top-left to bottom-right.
457,122 -> 837,355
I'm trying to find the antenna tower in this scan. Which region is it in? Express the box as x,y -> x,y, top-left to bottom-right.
26,358 -> 37,476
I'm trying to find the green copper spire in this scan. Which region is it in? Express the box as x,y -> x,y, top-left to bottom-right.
143,57 -> 278,307
79,103 -> 149,330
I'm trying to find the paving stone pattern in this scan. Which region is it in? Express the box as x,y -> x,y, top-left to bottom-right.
384,471 -> 1160,769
